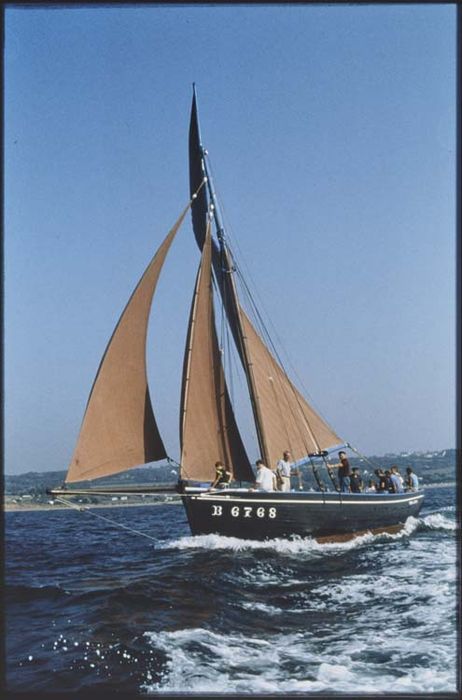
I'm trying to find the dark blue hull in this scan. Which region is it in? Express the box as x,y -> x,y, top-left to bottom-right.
181,489 -> 425,541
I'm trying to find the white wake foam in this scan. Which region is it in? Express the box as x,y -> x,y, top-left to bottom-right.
143,505 -> 457,693
420,512 -> 457,530
142,625 -> 456,694
160,510 -> 456,555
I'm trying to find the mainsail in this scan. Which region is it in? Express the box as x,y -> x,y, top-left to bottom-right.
180,225 -> 253,483
65,205 -> 191,483
238,308 -> 342,467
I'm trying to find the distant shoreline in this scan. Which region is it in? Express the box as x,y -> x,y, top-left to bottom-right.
3,499 -> 182,513
3,481 -> 455,513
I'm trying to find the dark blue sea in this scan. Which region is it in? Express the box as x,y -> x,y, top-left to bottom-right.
5,485 -> 458,694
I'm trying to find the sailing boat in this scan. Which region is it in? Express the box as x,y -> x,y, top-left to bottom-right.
50,88 -> 424,542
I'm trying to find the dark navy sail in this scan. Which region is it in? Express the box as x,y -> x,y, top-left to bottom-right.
189,86 -> 209,252
188,88 -> 241,346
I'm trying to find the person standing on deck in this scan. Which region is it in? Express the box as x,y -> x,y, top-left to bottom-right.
375,468 -> 387,492
276,450 -> 292,492
254,459 -> 277,492
333,451 -> 351,492
389,466 -> 404,493
405,466 -> 419,491
391,465 -> 404,491
384,470 -> 394,492
350,467 -> 363,493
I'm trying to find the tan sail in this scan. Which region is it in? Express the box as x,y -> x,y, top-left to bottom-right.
65,204 -> 191,483
238,308 -> 343,468
180,227 -> 252,483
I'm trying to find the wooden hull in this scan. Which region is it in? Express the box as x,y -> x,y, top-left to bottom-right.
181,489 -> 425,541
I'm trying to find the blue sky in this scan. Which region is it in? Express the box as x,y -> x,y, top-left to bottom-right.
5,5 -> 456,475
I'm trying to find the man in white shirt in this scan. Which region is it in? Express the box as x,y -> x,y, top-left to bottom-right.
391,464 -> 404,493
276,450 -> 292,492
255,459 -> 276,491
390,465 -> 404,493
405,466 -> 419,491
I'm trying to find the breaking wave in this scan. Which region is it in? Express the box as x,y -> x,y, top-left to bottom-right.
160,510 -> 456,554
142,624 -> 456,694
5,485 -> 457,694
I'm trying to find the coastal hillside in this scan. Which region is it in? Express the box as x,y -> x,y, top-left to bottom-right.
4,462 -> 179,506
4,449 -> 456,507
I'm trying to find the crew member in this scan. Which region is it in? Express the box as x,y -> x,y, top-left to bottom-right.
210,461 -> 233,489
255,459 -> 277,492
390,465 -> 404,493
276,450 -> 292,492
405,466 -> 419,491
334,451 -> 351,493
350,467 -> 363,493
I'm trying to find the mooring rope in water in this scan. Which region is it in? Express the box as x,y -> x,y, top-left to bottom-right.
53,496 -> 161,543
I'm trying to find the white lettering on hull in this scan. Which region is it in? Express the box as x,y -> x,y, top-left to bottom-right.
211,505 -> 277,519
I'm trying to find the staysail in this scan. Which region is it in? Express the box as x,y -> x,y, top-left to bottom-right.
65,204 -> 191,483
180,225 -> 254,483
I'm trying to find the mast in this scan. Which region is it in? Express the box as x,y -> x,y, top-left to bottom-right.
190,86 -> 271,467
189,88 -> 344,470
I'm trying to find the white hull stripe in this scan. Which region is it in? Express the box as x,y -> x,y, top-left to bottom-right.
191,495 -> 424,506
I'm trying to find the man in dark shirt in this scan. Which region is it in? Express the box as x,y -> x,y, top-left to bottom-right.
334,451 -> 351,493
350,467 -> 363,493
375,468 -> 387,492
210,461 -> 233,489
384,470 -> 394,493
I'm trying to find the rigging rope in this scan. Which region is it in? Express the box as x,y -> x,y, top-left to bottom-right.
167,455 -> 195,483
166,455 -> 181,469
205,155 -> 338,436
234,265 -> 325,441
322,454 -> 340,491
203,152 -> 360,491
53,496 -> 161,543
308,455 -> 326,492
209,172 -> 342,453
347,443 -> 382,472
235,268 -> 334,491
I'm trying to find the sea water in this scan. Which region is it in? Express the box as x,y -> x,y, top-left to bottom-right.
5,485 -> 458,694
